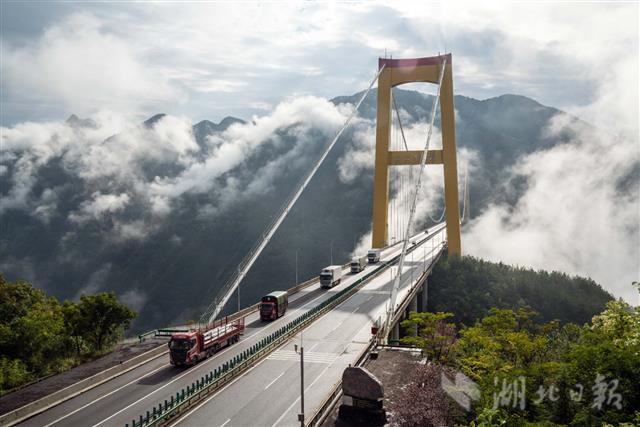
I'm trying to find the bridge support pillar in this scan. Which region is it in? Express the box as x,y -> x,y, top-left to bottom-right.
421,278 -> 429,311
391,321 -> 400,342
407,296 -> 418,336
407,295 -> 417,316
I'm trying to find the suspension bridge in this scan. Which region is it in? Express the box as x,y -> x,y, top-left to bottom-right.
2,53 -> 470,427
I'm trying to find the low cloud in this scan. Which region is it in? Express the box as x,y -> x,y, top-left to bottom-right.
1,95 -> 352,243
148,96 -> 349,214
120,288 -> 148,312
463,115 -> 639,303
69,192 -> 130,224
75,263 -> 112,298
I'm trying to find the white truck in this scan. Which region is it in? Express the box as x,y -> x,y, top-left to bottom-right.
350,255 -> 367,273
367,249 -> 381,264
320,265 -> 343,288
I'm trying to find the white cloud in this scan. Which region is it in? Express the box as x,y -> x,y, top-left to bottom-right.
2,12 -> 179,117
120,288 -> 148,311
75,263 -> 112,297
69,192 -> 130,224
111,220 -> 156,243
148,96 -> 348,211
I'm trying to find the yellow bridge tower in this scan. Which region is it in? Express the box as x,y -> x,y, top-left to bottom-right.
371,54 -> 462,255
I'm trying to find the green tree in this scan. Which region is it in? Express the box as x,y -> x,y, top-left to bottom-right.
0,275 -> 139,392
0,274 -> 68,390
62,300 -> 85,357
76,292 -> 137,353
565,300 -> 640,424
400,311 -> 456,363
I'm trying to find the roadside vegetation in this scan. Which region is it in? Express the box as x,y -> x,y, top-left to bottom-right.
0,274 -> 137,394
392,256 -> 639,426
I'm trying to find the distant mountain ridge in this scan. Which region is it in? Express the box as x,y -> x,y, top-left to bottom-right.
0,89 -> 594,333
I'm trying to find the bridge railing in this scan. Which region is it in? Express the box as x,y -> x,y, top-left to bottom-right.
137,262 -> 351,343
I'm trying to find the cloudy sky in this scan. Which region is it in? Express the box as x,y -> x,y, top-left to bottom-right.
2,1 -> 637,133
1,2 -> 639,305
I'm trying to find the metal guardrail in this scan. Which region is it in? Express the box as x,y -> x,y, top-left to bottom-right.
138,328 -> 189,343
127,235 -> 434,427
137,270 -> 342,343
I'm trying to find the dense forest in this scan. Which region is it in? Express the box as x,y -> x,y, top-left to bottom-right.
394,256 -> 639,425
0,274 -> 136,394
427,255 -> 614,326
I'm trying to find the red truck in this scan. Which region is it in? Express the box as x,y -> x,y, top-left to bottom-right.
169,316 -> 245,366
260,291 -> 288,321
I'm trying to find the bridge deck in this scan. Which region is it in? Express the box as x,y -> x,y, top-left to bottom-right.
176,226 -> 446,427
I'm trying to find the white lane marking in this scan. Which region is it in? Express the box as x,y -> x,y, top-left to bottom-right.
269,246 -> 443,427
264,372 -> 285,390
330,319 -> 345,332
220,418 -> 231,427
44,362 -> 168,427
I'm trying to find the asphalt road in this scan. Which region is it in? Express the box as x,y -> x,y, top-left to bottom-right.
18,224 -> 444,427
171,226 -> 446,427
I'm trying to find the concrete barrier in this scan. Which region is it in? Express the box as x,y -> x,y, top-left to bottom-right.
0,345 -> 168,427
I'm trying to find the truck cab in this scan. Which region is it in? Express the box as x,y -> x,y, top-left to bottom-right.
261,291 -> 288,321
367,249 -> 381,264
350,255 -> 367,273
320,265 -> 342,288
169,332 -> 198,366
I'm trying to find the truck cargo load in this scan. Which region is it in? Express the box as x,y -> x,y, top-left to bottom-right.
320,265 -> 343,288
261,291 -> 288,321
350,255 -> 367,273
169,316 -> 244,366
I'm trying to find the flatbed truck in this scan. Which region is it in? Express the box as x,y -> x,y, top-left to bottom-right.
169,316 -> 244,366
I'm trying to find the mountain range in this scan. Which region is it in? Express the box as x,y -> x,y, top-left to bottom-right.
0,89 -> 601,333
